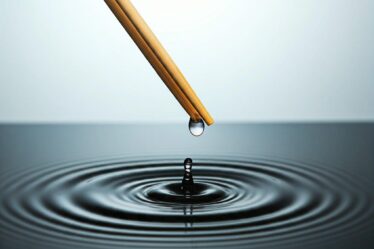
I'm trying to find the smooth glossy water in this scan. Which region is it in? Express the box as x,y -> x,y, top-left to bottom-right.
189,119 -> 205,136
0,156 -> 372,249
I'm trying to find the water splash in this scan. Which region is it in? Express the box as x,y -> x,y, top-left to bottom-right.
182,158 -> 194,195
184,158 -> 193,173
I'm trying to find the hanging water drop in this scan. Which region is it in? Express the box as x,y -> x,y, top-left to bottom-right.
189,119 -> 205,137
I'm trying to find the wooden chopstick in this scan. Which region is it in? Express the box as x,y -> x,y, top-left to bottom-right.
104,0 -> 214,125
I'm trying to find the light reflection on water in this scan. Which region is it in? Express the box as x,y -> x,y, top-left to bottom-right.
0,156 -> 372,249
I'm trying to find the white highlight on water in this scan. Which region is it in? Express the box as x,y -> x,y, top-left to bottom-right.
188,119 -> 205,137
184,158 -> 193,173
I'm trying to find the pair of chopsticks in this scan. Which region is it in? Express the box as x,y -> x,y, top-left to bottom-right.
104,0 -> 214,126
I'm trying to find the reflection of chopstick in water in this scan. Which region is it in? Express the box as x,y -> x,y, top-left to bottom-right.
105,0 -> 214,125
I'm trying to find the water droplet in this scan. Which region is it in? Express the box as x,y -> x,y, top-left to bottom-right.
182,158 -> 194,194
184,158 -> 193,173
188,119 -> 205,137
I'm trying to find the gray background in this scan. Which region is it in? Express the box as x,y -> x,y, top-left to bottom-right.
0,0 -> 373,123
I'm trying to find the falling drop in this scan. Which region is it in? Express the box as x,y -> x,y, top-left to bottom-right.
188,118 -> 205,137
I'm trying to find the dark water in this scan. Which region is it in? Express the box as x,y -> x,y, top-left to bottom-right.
0,124 -> 373,249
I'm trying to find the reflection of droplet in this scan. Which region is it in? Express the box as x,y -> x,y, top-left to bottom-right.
188,118 -> 205,137
184,158 -> 193,173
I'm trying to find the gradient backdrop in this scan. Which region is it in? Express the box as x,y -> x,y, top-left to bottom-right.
1,0 -> 373,123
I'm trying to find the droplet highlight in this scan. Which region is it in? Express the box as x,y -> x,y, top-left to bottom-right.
189,119 -> 205,136
184,158 -> 193,173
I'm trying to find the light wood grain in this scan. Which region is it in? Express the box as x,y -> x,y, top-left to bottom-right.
104,0 -> 214,125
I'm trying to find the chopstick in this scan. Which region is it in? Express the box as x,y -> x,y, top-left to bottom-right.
104,0 -> 214,125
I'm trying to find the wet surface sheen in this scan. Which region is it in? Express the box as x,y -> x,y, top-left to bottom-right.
0,156 -> 372,249
0,124 -> 373,249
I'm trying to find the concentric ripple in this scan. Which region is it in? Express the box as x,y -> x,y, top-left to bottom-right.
0,156 -> 372,248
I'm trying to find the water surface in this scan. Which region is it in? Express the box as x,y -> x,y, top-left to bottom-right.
0,124 -> 373,249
